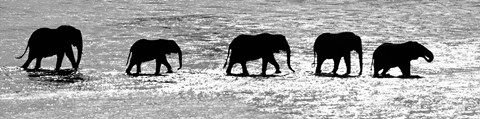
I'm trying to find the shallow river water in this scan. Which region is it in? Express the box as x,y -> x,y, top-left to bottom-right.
1,0 -> 480,118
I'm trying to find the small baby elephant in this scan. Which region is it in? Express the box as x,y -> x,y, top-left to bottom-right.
372,41 -> 433,77
126,39 -> 182,75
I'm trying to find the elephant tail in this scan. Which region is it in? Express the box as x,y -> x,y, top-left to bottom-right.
223,48 -> 231,68
370,57 -> 374,71
311,51 -> 316,68
126,51 -> 132,66
15,44 -> 29,59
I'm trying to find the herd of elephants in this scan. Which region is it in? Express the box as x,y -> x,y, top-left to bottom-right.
15,25 -> 434,78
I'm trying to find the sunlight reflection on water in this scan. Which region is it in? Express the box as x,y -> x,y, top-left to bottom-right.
1,0 -> 480,118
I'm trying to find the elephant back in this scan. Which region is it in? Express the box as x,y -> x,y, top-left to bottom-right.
314,32 -> 360,54
229,35 -> 254,50
27,28 -> 66,57
130,39 -> 181,54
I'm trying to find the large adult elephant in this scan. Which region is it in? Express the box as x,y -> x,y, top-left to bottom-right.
223,33 -> 295,76
313,32 -> 363,76
16,25 -> 83,71
372,41 -> 433,77
125,39 -> 182,75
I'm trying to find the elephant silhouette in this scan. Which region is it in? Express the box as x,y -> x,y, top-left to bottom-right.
125,39 -> 182,75
16,25 -> 83,71
372,41 -> 434,78
313,32 -> 363,76
223,33 -> 295,76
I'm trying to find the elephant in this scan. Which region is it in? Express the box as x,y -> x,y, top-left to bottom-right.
313,32 -> 363,76
125,39 -> 182,75
16,25 -> 83,71
372,41 -> 434,77
223,33 -> 295,76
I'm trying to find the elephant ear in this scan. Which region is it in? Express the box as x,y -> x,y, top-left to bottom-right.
73,28 -> 82,47
71,28 -> 82,48
166,40 -> 180,54
270,34 -> 288,53
58,25 -> 82,47
405,41 -> 423,60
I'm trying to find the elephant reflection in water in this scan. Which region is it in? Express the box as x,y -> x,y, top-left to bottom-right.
372,41 -> 434,77
313,32 -> 363,76
125,39 -> 182,75
16,25 -> 83,71
223,33 -> 295,76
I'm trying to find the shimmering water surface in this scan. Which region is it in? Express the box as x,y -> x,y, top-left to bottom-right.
1,0 -> 480,118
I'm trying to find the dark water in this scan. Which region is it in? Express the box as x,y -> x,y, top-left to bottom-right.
1,0 -> 480,118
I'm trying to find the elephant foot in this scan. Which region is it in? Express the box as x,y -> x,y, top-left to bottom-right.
400,75 -> 421,78
126,72 -> 133,75
274,70 -> 281,74
166,70 -> 173,73
315,71 -> 328,76
226,70 -> 233,75
261,72 -> 267,76
19,66 -> 28,70
399,74 -> 412,78
384,73 -> 393,77
373,74 -> 380,78
378,74 -> 394,78
331,72 -> 338,76
240,72 -> 249,76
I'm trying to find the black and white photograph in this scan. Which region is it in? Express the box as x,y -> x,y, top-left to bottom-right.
0,0 -> 479,118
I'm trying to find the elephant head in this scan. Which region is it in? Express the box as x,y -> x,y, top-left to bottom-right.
405,41 -> 433,62
164,40 -> 182,70
263,33 -> 295,73
351,34 -> 363,76
57,25 -> 83,69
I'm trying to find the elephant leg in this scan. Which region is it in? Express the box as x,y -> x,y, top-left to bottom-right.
162,58 -> 173,73
381,68 -> 390,76
268,56 -> 281,74
240,61 -> 249,75
136,63 -> 141,74
373,65 -> 381,77
315,57 -> 326,75
126,63 -> 135,75
332,57 -> 341,75
344,54 -> 351,75
55,53 -> 65,71
399,62 -> 411,77
34,57 -> 43,70
261,58 -> 268,76
155,59 -> 162,75
65,48 -> 77,70
21,57 -> 35,69
226,60 -> 235,75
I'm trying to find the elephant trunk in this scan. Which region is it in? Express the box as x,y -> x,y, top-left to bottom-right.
76,43 -> 82,70
358,51 -> 363,76
423,50 -> 434,62
286,49 -> 295,72
177,50 -> 182,70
